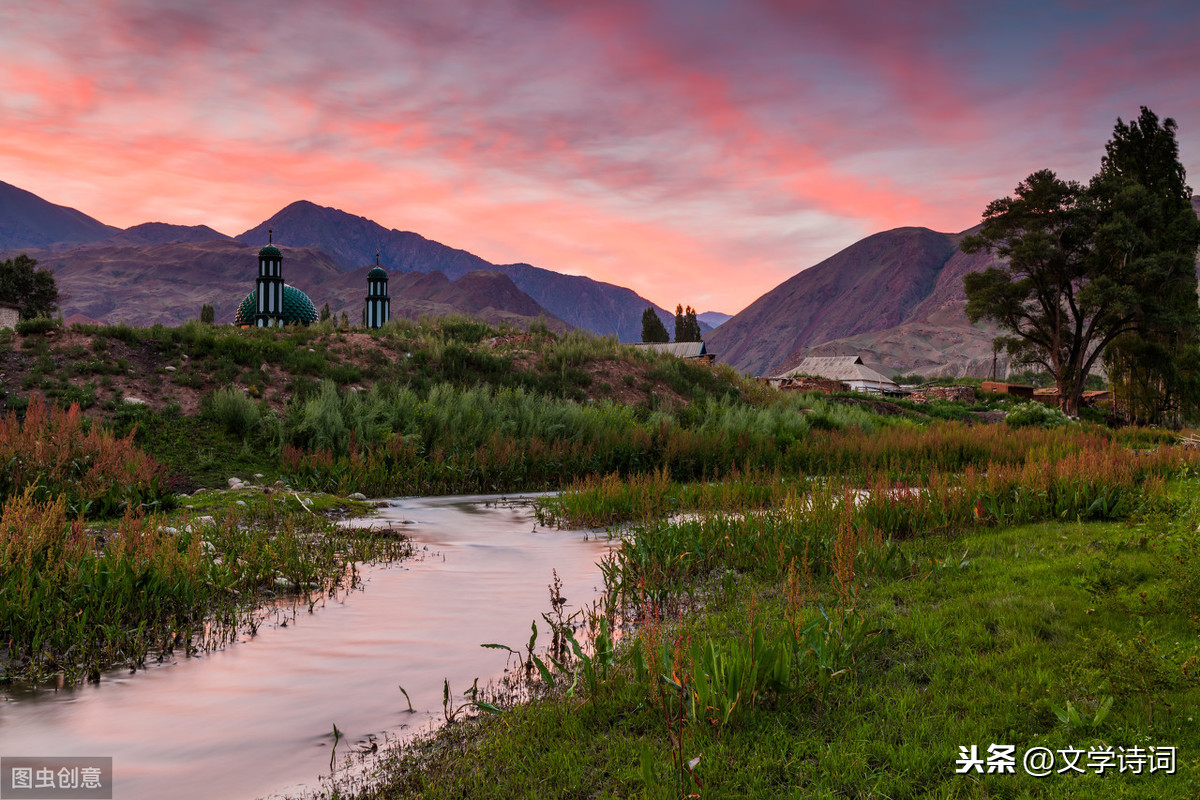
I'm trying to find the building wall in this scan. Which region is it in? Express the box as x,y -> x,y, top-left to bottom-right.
0,306 -> 18,331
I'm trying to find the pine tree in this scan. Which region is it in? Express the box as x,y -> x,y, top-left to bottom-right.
641,307 -> 669,342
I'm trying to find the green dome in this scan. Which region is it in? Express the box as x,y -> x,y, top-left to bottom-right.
233,285 -> 319,326
368,266 -> 388,280
258,244 -> 282,258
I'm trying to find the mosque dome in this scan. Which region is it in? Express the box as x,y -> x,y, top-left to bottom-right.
258,244 -> 282,258
368,266 -> 388,280
233,284 -> 319,326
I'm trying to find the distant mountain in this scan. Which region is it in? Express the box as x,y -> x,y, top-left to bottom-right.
8,239 -> 565,330
0,180 -> 119,249
238,200 -> 676,341
697,311 -> 731,329
93,222 -> 232,247
706,227 -> 959,376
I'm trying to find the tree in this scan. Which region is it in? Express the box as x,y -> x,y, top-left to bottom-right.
962,108 -> 1200,418
1093,108 -> 1200,425
674,304 -> 702,342
641,306 -> 669,342
320,302 -> 331,322
200,303 -> 215,324
0,254 -> 59,320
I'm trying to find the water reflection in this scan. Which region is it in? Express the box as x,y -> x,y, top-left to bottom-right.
0,494 -> 610,800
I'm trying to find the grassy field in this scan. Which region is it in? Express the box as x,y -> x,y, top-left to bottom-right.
326,442 -> 1200,799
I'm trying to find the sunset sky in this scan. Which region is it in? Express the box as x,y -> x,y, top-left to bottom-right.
2,0 -> 1197,314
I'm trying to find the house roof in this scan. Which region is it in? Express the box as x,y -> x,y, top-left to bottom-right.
773,355 -> 896,386
632,341 -> 708,358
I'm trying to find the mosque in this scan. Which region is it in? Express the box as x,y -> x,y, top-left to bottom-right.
233,231 -> 391,328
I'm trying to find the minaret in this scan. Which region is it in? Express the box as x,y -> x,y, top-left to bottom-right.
254,228 -> 285,327
365,251 -> 390,329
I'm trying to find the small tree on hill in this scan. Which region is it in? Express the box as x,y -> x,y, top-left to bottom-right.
200,303 -> 215,324
0,254 -> 59,320
320,302 -> 331,322
641,307 -> 669,342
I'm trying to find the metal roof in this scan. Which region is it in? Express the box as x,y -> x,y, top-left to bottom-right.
632,341 -> 708,358
773,355 -> 896,386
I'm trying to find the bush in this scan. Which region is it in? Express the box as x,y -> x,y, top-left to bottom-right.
210,387 -> 262,439
1006,401 -> 1070,428
15,316 -> 59,335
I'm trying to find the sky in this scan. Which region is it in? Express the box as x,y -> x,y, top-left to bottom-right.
2,0 -> 1198,314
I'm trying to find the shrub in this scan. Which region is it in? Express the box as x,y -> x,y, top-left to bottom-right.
15,316 -> 59,335
1005,401 -> 1070,428
210,387 -> 262,439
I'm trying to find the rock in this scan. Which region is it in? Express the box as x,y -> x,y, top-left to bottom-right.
273,577 -> 296,591
201,540 -> 216,554
349,492 -> 368,501
165,365 -> 176,372
254,473 -> 264,479
124,396 -> 146,405
227,478 -> 243,488
235,500 -> 247,507
160,526 -> 179,535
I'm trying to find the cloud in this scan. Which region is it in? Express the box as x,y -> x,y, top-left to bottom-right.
1,0 -> 1198,312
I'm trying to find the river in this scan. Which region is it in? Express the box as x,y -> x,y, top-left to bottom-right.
0,494 -> 611,799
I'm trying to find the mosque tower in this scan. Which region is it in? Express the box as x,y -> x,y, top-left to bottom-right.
254,229 -> 285,327
365,252 -> 390,329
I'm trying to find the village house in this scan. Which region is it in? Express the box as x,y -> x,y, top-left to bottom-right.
631,341 -> 716,364
770,356 -> 900,395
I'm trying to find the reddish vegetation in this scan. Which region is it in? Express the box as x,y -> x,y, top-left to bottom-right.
0,395 -> 168,513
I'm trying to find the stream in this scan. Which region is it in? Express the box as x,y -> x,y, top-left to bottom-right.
0,494 -> 612,799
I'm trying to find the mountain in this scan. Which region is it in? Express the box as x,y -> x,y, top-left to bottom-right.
706,228 -> 959,376
237,200 -> 676,341
712,196 -> 1200,378
697,311 -> 731,329
8,240 -> 565,330
0,180 -> 119,249
92,222 -> 232,247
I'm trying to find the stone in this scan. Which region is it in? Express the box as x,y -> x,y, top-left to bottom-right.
124,396 -> 147,405
165,365 -> 176,372
227,478 -> 243,488
349,492 -> 368,501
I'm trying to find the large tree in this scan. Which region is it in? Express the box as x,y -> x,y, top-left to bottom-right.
1093,108 -> 1200,424
640,306 -> 669,342
962,108 -> 1199,418
0,254 -> 59,320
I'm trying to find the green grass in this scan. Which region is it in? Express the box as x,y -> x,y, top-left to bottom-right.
331,468 -> 1200,799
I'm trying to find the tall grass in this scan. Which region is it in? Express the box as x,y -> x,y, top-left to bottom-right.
0,488 -> 411,685
0,396 -> 172,515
